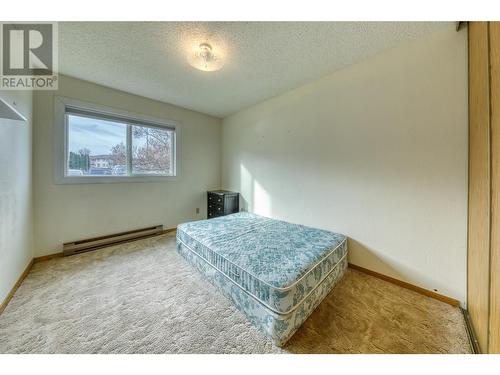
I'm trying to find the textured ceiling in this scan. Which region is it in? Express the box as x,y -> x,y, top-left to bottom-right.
59,22 -> 452,118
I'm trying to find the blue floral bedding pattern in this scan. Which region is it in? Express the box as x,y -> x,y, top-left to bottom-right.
177,240 -> 347,346
176,212 -> 348,346
176,212 -> 347,314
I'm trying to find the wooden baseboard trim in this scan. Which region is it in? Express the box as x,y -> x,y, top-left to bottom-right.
0,259 -> 34,316
161,228 -> 176,235
33,252 -> 63,263
348,263 -> 460,307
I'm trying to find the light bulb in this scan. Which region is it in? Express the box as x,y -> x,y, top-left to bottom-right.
188,43 -> 223,72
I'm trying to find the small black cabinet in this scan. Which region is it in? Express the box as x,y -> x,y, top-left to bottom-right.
207,190 -> 239,219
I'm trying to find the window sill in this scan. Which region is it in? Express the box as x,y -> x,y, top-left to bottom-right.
55,175 -> 179,185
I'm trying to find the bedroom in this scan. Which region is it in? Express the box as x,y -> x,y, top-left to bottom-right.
0,0 -> 499,372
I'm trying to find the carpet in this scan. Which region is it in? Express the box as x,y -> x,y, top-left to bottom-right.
0,233 -> 471,353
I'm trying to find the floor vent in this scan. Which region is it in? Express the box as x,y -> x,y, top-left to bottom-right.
63,225 -> 164,256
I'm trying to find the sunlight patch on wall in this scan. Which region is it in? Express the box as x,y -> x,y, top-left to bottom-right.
253,180 -> 272,216
240,162 -> 272,216
239,163 -> 253,211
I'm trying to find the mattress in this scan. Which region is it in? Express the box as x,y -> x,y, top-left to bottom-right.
177,239 -> 347,346
176,213 -> 347,315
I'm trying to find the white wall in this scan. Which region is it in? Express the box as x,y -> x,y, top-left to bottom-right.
222,27 -> 468,303
33,75 -> 221,256
0,90 -> 34,303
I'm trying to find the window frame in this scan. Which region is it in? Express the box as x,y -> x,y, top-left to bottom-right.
54,96 -> 181,184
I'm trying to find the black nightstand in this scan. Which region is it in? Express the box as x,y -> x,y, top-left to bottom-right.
207,190 -> 239,219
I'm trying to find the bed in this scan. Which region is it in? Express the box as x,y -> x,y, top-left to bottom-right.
176,212 -> 347,346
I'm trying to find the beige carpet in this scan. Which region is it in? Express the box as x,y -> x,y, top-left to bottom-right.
0,233 -> 471,354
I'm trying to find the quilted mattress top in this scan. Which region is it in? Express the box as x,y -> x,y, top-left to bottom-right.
176,212 -> 347,314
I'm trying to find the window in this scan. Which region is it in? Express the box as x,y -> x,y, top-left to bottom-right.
55,97 -> 178,183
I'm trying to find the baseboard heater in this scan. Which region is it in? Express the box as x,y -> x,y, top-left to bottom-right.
63,225 -> 164,256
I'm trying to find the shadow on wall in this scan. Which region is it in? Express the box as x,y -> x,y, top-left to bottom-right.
347,237 -> 449,296
347,238 -> 407,279
0,182 -> 15,257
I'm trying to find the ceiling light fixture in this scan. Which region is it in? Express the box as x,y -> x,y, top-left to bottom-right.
189,43 -> 223,72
